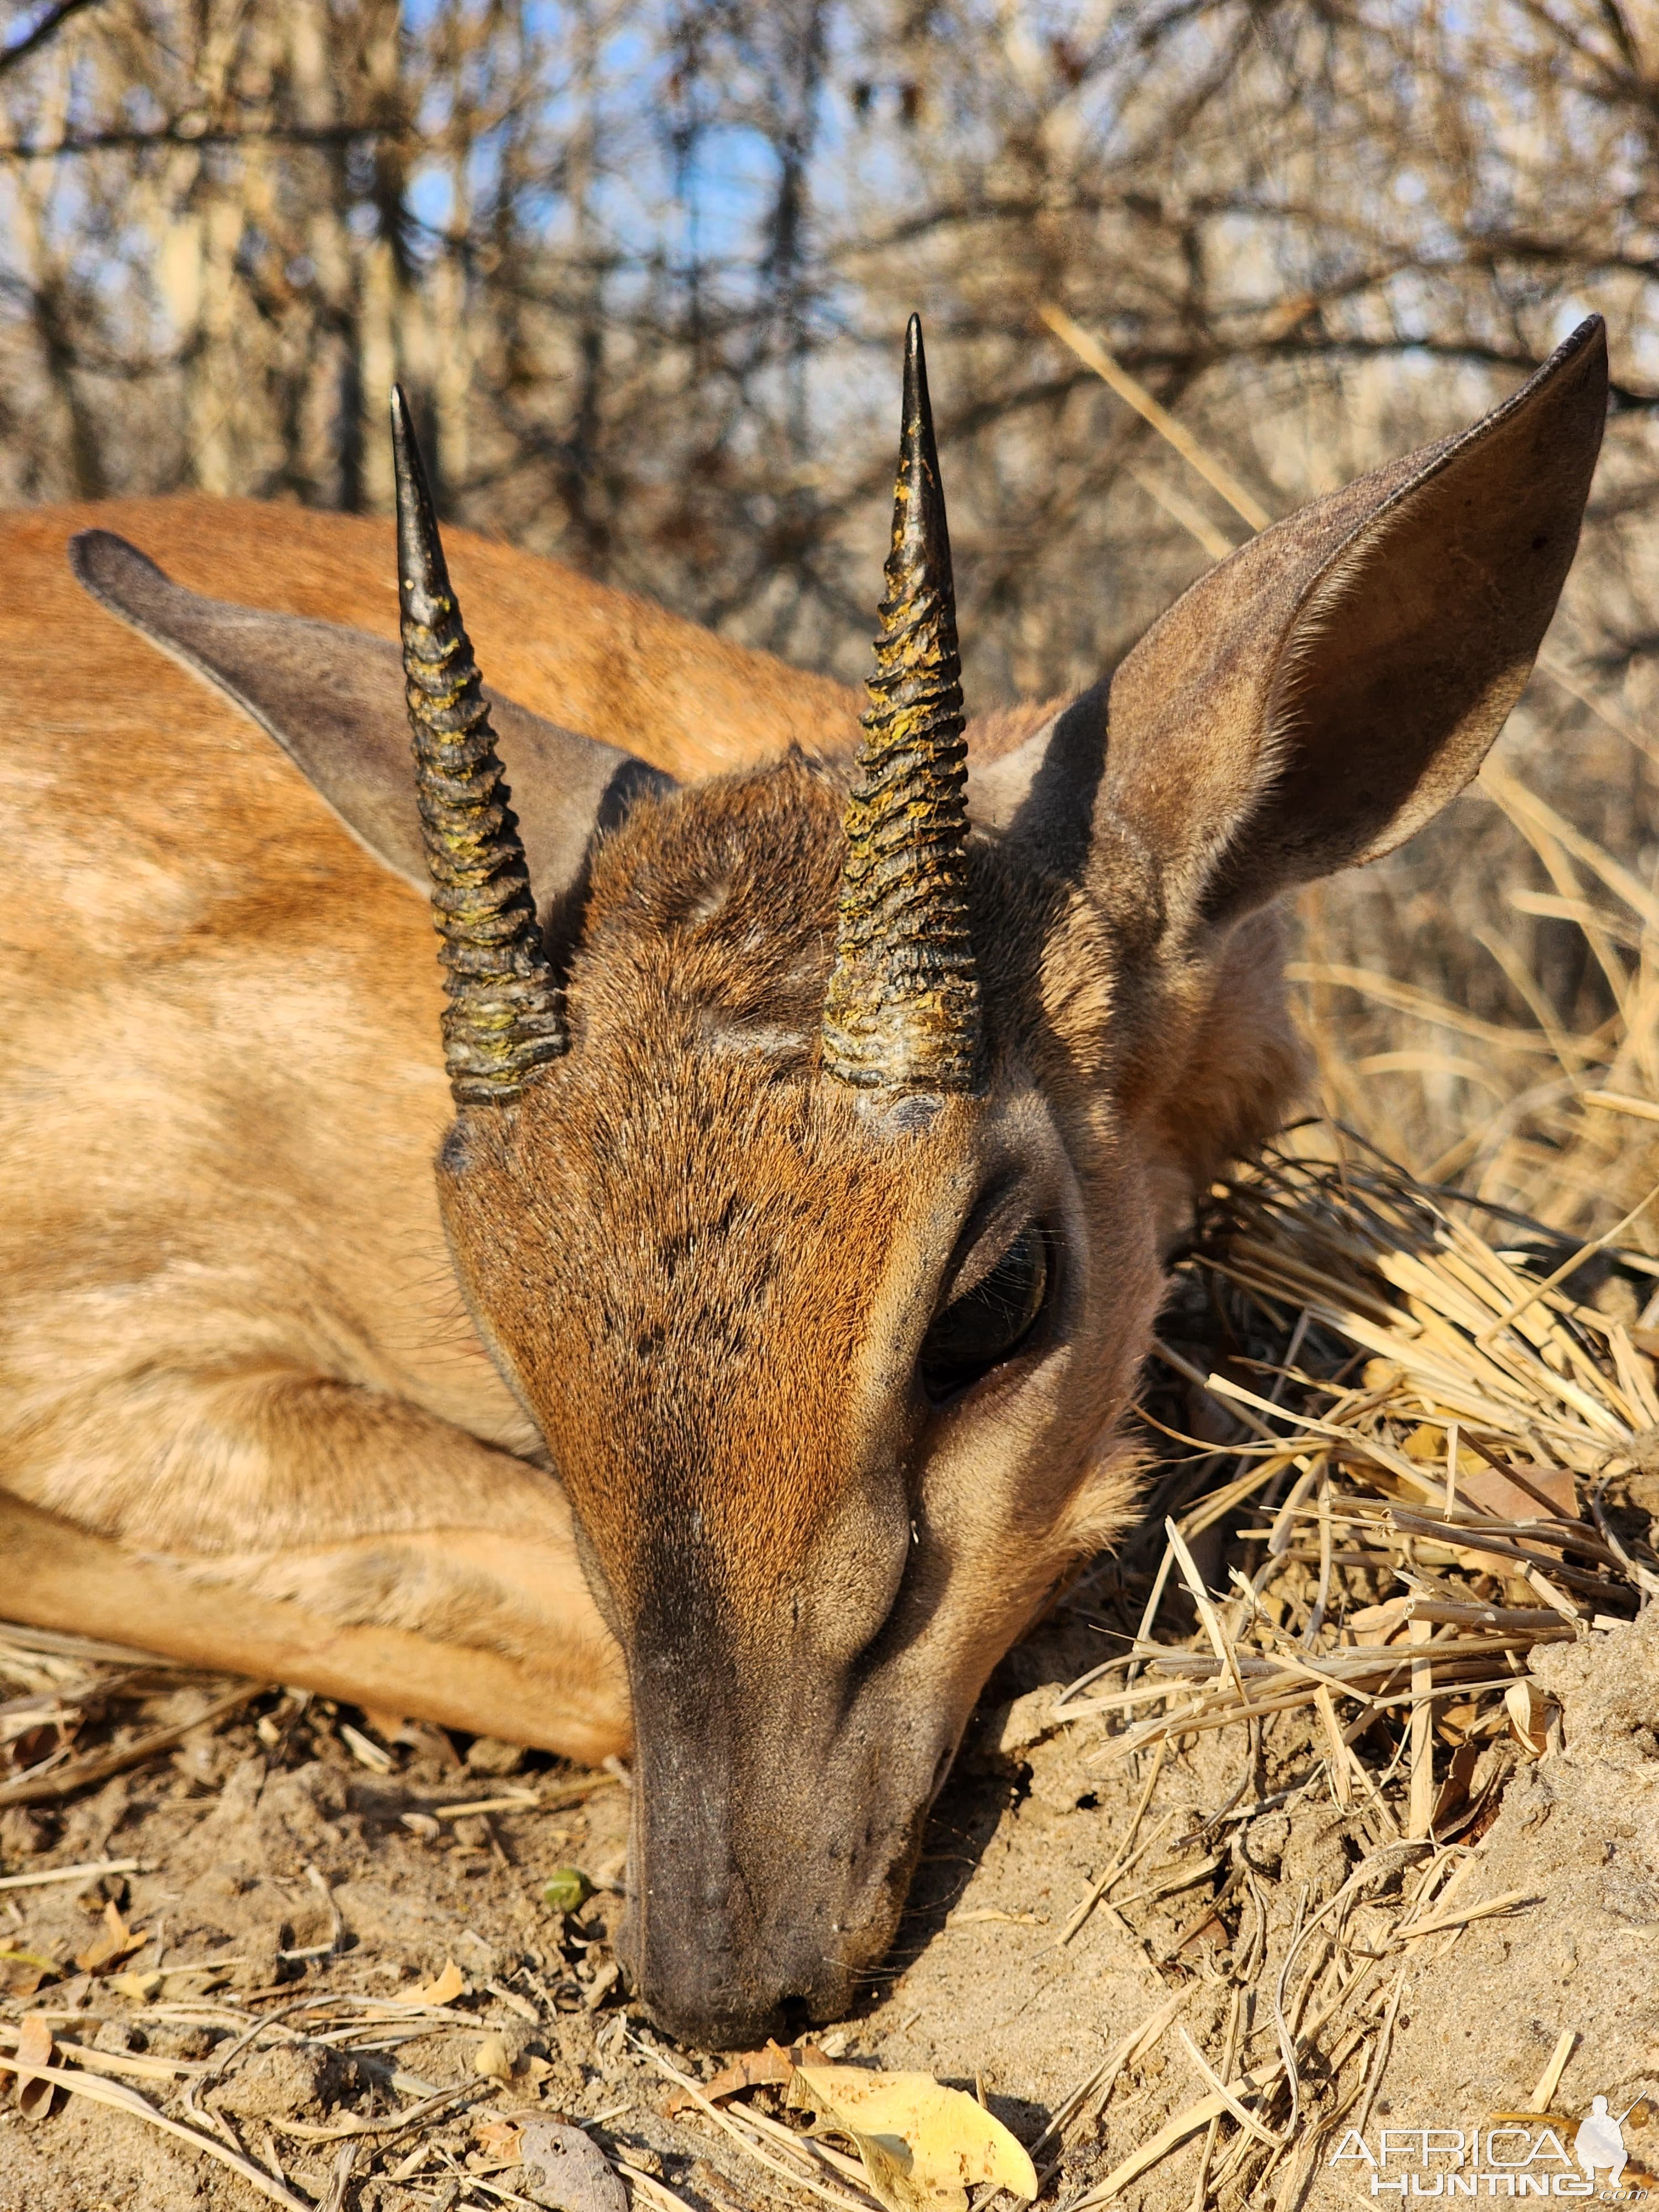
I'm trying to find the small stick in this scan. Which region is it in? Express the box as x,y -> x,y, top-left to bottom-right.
1349,1966 -> 1408,2145
1524,1566 -> 1585,1627
1166,1519 -> 1249,1704
0,2050 -> 311,2210
1590,1470 -> 1659,1601
1188,1987 -> 1243,2212
395,1774 -> 621,1823
1039,305 -> 1273,531
1150,1338 -> 1280,1441
0,1855 -> 145,1892
615,2153 -> 702,2211
273,2082 -> 481,2142
1582,1089 -> 1659,1125
628,2036 -> 879,2212
1316,1686 -> 1352,1811
1478,1177 -> 1659,1345
1176,2025 -> 1280,2147
1302,1466 -> 1335,1647
1528,2029 -> 1577,2113
1059,1743 -> 1169,1943
1406,1620 -> 1436,1839
319,2142 -> 357,2212
1027,1986 -> 1189,2158
736,2100 -> 875,2188
1390,1887 -> 1541,1944
1067,2073 -> 1279,2208
0,2022 -> 202,2085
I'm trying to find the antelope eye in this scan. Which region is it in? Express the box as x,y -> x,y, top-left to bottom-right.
920,1224 -> 1050,1402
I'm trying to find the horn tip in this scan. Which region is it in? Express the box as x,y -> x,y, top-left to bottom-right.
390,392 -> 448,608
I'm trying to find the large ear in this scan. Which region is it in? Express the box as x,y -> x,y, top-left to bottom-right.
69,531 -> 672,908
978,316 -> 1608,927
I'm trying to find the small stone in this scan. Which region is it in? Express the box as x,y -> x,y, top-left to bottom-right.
232,1929 -> 284,1994
466,1737 -> 526,1776
517,2117 -> 627,2212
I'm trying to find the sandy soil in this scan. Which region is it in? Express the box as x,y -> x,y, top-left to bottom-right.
1,1566 -> 1655,2212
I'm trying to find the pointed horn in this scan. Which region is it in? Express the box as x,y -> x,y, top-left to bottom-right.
822,316 -> 981,1094
392,387 -> 566,1104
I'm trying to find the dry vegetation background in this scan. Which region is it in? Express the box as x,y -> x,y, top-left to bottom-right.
8,13 -> 1659,2205
5,0 -> 1659,1222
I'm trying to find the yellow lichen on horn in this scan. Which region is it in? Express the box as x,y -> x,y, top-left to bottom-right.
822,315 -> 982,1095
390,386 -> 565,1103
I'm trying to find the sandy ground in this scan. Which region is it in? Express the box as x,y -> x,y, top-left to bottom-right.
1,1566 -> 1655,2212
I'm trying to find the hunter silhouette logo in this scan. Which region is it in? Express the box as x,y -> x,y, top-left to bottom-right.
1574,2100 -> 1634,2190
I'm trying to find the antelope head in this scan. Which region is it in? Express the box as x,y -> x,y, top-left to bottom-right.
405,317 -> 1606,2041
71,314 -> 1607,2046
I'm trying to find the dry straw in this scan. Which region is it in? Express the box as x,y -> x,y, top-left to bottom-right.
0,318 -> 1655,2212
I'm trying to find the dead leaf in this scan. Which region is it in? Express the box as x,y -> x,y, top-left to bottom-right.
474,2117 -> 524,2160
516,2117 -> 628,2212
1505,1681 -> 1558,1757
793,2063 -> 1037,2212
661,2038 -> 825,2116
1348,1596 -> 1413,1647
13,2014 -> 55,2119
1430,1741 -> 1480,1835
473,2034 -> 514,2081
5,1721 -> 66,1773
403,1957 -> 467,2006
705,2040 -> 799,2101
1459,1458 -> 1575,1522
0,1948 -> 58,1999
74,1900 -> 147,1975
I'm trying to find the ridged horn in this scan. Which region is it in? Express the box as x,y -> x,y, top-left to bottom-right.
391,387 -> 566,1104
821,316 -> 981,1095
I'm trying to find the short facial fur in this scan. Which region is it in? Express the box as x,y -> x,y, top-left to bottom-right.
440,756 -> 1184,2033
0,316 -> 1608,2048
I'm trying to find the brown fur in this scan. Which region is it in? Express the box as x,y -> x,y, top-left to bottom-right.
0,321 -> 1608,2044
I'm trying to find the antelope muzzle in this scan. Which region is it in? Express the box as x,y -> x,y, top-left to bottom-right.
618,1618 -> 951,2046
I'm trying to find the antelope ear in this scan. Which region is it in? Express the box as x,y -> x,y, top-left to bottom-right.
980,316 -> 1607,926
69,531 -> 672,908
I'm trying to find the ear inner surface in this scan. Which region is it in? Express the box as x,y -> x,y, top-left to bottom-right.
1121,315 -> 1606,927
983,316 -> 1607,932
67,529 -> 669,913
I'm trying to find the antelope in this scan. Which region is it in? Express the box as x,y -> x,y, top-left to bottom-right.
0,314 -> 1606,2046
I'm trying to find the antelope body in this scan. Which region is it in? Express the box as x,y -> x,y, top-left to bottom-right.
0,320 -> 1608,2044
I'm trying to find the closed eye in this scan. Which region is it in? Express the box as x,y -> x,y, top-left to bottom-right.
919,1223 -> 1050,1402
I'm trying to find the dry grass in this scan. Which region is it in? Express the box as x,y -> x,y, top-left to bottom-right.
6,321 -> 1659,2198
1020,795 -> 1659,2203
1006,1113 -> 1659,2205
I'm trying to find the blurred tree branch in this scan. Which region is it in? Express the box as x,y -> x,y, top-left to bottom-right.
0,0 -> 104,82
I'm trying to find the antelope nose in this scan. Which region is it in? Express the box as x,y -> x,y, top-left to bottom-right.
622,1850 -> 851,2049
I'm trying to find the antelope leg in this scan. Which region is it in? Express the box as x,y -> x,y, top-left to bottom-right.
0,1491 -> 629,1764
